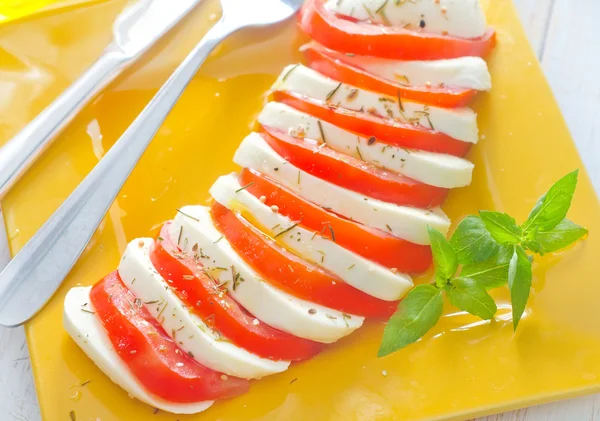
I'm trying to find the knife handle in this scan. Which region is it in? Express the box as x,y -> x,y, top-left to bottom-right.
0,18 -> 234,328
0,51 -> 126,198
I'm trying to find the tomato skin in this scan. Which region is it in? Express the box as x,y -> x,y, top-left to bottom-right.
239,168 -> 433,274
272,90 -> 471,157
150,223 -> 323,361
260,127 -> 447,209
210,201 -> 398,318
301,43 -> 478,108
89,272 -> 249,403
298,0 -> 496,61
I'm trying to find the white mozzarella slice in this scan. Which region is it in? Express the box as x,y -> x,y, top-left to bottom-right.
274,64 -> 478,143
324,0 -> 488,39
118,238 -> 289,379
310,45 -> 491,91
63,287 -> 213,414
171,206 -> 363,343
210,173 -> 413,301
355,56 -> 491,91
258,102 -> 474,188
234,133 -> 450,245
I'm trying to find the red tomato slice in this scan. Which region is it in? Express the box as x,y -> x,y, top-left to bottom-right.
210,201 -> 398,318
90,271 -> 249,403
239,168 -> 432,274
260,127 -> 447,209
150,223 -> 322,361
301,43 -> 478,108
272,90 -> 470,157
298,0 -> 496,61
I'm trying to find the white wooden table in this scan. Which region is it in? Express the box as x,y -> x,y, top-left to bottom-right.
1,0 -> 599,420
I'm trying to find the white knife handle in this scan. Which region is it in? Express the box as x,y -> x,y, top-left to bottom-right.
0,52 -> 126,198
0,18 -> 234,328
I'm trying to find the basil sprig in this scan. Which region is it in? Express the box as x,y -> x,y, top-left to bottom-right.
379,170 -> 587,357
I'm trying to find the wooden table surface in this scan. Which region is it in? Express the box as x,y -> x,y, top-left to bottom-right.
1,0 -> 599,420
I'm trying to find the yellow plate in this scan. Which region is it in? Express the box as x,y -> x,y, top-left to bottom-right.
0,0 -> 107,24
1,0 -> 600,420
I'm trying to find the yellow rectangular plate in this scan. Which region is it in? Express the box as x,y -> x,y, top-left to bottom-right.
1,0 -> 599,420
0,0 -> 107,24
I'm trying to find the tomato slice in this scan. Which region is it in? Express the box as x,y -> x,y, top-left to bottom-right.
301,43 -> 478,108
298,0 -> 496,61
210,201 -> 398,318
239,168 -> 432,274
260,127 -> 447,208
90,271 -> 249,403
272,90 -> 470,157
150,223 -> 322,361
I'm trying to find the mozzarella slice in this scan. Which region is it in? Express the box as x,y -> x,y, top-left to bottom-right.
354,56 -> 491,91
258,102 -> 474,188
274,64 -> 478,143
304,43 -> 491,90
210,173 -> 413,301
234,133 -> 450,245
64,287 -> 213,414
118,238 -> 289,379
171,206 -> 363,343
324,0 -> 488,39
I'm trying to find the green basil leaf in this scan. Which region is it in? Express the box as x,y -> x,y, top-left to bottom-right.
446,277 -> 497,320
450,215 -> 499,264
428,226 -> 458,283
508,245 -> 533,330
525,218 -> 588,255
378,285 -> 443,357
479,210 -> 522,244
461,245 -> 512,289
522,170 -> 579,233
523,237 -> 543,255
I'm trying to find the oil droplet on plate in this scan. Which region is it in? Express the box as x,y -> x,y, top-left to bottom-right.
69,390 -> 81,402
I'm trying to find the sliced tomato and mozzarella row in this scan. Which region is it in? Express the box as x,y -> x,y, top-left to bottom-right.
64,286 -> 218,414
258,101 -> 474,188
325,0 -> 488,39
299,0 -> 496,61
210,173 -> 413,301
209,202 -> 399,317
118,238 -> 290,379
64,0 -> 496,412
171,205 -> 364,342
237,168 -> 433,273
234,132 -> 451,245
273,89 -> 471,156
261,127 -> 449,208
301,42 -> 490,107
151,222 -> 324,362
274,64 -> 478,144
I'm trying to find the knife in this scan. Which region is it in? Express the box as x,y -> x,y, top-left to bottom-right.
0,0 -> 202,272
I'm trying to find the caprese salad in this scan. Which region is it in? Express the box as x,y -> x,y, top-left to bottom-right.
64,0 -> 495,414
